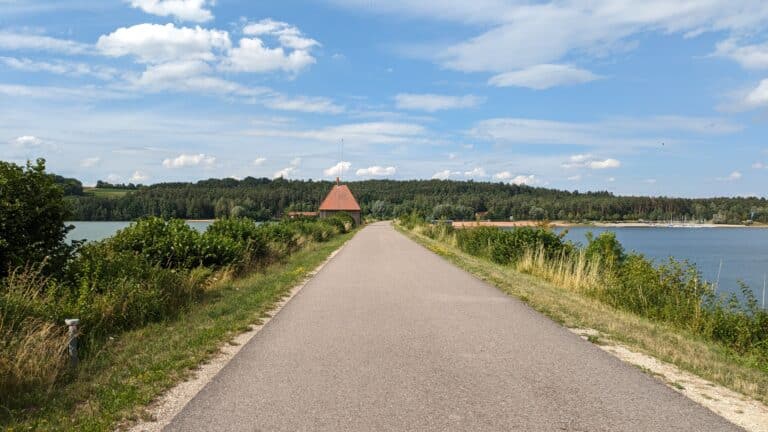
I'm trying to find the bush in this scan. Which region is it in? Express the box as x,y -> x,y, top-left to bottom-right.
109,217 -> 202,268
584,231 -> 625,269
0,159 -> 74,277
456,226 -> 568,264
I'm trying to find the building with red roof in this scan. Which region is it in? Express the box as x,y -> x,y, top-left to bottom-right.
319,178 -> 361,225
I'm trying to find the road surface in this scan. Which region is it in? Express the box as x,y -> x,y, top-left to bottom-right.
166,222 -> 740,431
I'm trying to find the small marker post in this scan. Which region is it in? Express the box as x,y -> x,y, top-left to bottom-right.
65,318 -> 80,368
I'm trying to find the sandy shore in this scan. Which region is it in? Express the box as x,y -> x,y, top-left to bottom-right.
451,220 -> 766,229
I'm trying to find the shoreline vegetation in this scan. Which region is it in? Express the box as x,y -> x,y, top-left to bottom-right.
4,231 -> 354,430
1,161 -> 361,429
396,215 -> 768,406
452,220 -> 768,228
1,217 -> 356,430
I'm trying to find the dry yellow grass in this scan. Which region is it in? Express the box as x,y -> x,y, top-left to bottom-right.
0,317 -> 69,399
397,224 -> 768,405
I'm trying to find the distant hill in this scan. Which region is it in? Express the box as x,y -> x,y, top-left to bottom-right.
64,177 -> 768,224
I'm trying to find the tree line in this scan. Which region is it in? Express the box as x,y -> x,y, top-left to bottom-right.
61,176 -> 768,224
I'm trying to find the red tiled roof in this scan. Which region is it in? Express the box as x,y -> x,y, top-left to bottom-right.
319,184 -> 361,211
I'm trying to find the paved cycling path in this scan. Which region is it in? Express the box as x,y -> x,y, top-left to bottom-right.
166,222 -> 740,431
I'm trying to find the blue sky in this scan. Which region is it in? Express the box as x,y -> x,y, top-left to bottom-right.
1,0 -> 768,197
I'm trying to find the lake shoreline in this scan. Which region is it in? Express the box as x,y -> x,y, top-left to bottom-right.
452,220 -> 768,229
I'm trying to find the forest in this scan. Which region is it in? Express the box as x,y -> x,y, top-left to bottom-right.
62,176 -> 768,224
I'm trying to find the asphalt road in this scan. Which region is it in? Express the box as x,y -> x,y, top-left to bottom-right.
166,222 -> 741,431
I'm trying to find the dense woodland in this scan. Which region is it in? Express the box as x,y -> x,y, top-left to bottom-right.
60,176 -> 768,224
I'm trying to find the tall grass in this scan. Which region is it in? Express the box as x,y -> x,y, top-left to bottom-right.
0,214 -> 356,412
399,216 -> 768,367
516,246 -> 604,295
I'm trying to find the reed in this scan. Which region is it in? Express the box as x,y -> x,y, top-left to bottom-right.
516,246 -> 604,295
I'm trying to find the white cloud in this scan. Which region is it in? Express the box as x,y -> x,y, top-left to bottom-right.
488,64 -> 600,89
247,122 -> 429,146
97,23 -> 230,64
80,157 -> 100,167
434,2 -> 768,73
644,178 -> 657,184
262,95 -> 343,114
336,0 -> 768,96
162,153 -> 216,168
716,171 -> 742,181
106,173 -> 122,183
562,154 -> 620,169
714,38 -> 768,70
469,116 -> 740,149
395,93 -> 484,112
431,169 -> 460,180
223,37 -> 315,73
323,161 -> 351,177
607,177 -> 616,183
243,19 -> 319,50
252,157 -> 267,166
272,158 -> 300,178
222,19 -> 319,74
753,162 -> 766,169
742,79 -> 768,108
0,83 -> 131,101
0,31 -> 90,54
447,152 -> 457,160
273,166 -> 296,178
492,171 -> 539,185
11,135 -> 42,147
129,170 -> 149,182
355,165 -> 396,176
129,0 -> 214,23
510,174 -> 538,185
0,57 -> 118,80
463,167 -> 487,178
567,175 -> 582,181
492,171 -> 513,181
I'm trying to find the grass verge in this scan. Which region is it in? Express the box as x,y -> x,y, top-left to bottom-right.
2,231 -> 354,431
395,224 -> 768,405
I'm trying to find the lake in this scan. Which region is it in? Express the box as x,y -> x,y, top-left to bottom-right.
556,227 -> 768,300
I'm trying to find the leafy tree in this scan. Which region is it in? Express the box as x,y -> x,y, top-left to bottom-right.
0,159 -> 73,276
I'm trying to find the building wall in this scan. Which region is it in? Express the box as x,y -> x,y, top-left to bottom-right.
319,210 -> 361,226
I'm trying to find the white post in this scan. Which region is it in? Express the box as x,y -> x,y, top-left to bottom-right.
65,318 -> 80,368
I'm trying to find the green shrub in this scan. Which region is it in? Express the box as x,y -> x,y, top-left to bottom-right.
584,231 -> 625,269
205,218 -> 268,256
0,159 -> 74,277
456,226 -> 568,264
108,217 -> 202,268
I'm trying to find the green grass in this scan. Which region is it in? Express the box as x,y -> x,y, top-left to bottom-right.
396,224 -> 768,406
83,187 -> 131,198
2,231 -> 354,431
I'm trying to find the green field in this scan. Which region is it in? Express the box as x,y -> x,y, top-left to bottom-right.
83,187 -> 131,198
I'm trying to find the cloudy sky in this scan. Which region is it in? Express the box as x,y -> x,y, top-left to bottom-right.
2,0 -> 768,197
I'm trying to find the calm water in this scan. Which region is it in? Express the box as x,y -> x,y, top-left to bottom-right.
66,221 -> 213,243
557,227 -> 768,298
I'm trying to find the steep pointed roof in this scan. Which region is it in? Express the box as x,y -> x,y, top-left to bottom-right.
319,183 -> 361,211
